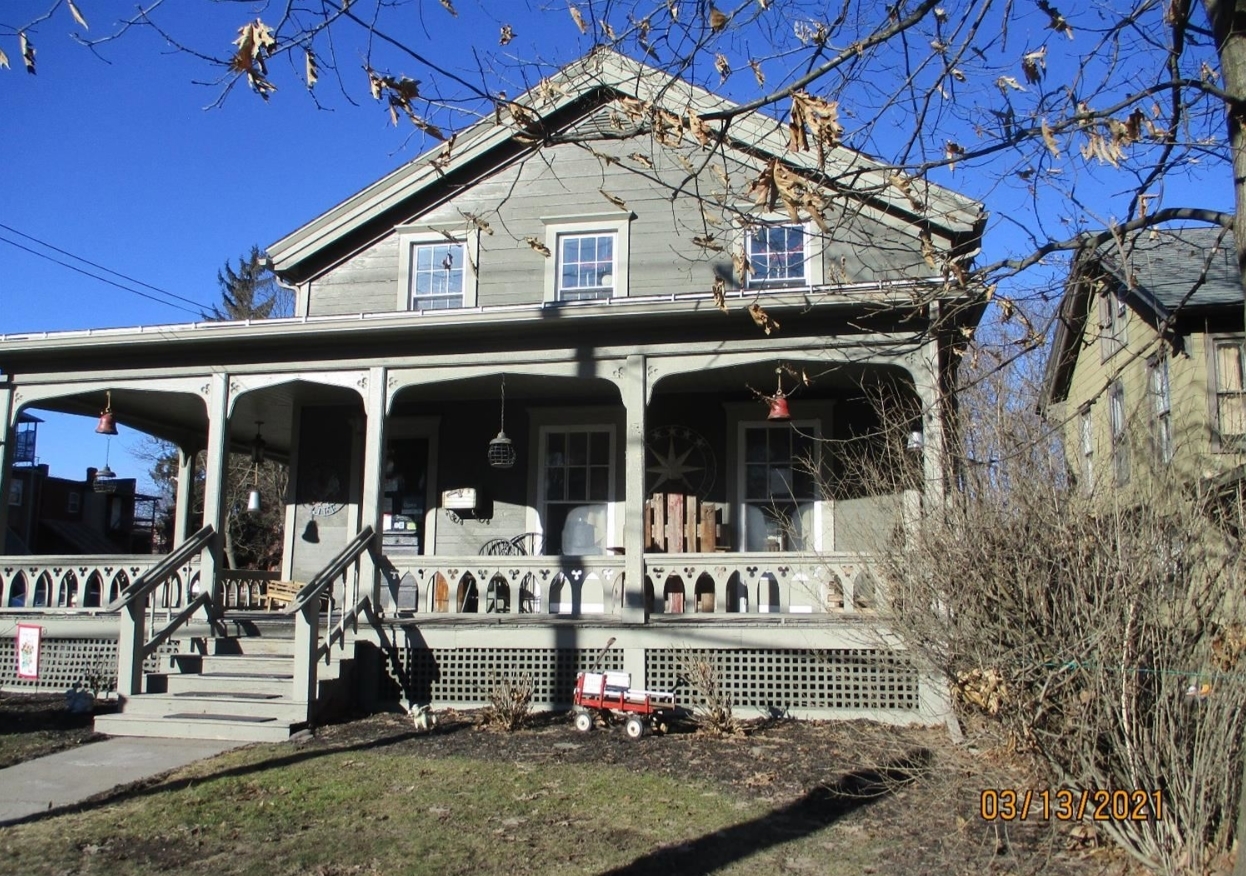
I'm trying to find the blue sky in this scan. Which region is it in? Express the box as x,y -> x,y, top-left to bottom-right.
1,2 -> 552,490
1,1 -> 1236,495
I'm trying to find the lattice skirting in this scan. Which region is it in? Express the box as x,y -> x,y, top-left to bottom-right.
379,647 -> 625,706
377,645 -> 918,713
0,635 -> 178,692
646,648 -> 918,712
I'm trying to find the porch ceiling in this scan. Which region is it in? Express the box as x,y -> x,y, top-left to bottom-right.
652,359 -> 913,396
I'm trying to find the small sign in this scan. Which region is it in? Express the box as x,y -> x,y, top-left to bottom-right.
16,624 -> 41,680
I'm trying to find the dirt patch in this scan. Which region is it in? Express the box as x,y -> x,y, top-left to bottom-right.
0,692 -> 115,769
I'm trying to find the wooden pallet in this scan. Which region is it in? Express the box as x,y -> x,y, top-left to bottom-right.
643,493 -> 725,552
261,580 -> 324,610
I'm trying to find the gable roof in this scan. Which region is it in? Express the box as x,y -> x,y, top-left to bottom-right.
268,48 -> 984,282
1039,224 -> 1242,413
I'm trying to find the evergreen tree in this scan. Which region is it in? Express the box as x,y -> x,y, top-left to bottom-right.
205,246 -> 292,321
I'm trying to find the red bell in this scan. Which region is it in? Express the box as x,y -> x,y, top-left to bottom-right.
95,411 -> 118,435
766,392 -> 791,421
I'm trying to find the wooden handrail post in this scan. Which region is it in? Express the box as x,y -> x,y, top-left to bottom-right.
293,600 -> 320,713
116,597 -> 146,696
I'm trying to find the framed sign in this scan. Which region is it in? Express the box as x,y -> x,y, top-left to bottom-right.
16,624 -> 41,679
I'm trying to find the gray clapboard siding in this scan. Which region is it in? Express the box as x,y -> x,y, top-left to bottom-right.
305,119 -> 939,315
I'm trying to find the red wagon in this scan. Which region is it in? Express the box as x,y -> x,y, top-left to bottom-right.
572,670 -> 679,739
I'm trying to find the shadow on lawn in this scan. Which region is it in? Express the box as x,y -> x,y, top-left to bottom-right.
601,748 -> 932,876
2,722 -> 471,828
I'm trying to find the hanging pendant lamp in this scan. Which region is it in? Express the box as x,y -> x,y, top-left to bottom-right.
247,421 -> 265,512
488,376 -> 517,469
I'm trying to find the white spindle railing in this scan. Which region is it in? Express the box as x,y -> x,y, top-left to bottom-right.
378,552 -> 878,616
0,555 -> 201,617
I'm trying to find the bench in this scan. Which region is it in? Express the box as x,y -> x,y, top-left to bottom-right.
262,580 -> 327,610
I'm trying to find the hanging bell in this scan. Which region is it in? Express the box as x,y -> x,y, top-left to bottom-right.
95,391 -> 118,435
488,431 -> 517,469
247,488 -> 262,513
766,392 -> 791,421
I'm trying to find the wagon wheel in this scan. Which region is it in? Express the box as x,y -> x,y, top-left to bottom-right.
623,715 -> 646,740
574,711 -> 595,733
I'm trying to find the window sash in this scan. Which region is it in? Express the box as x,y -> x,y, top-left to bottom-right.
558,233 -> 616,299
746,225 -> 807,287
1216,340 -> 1246,440
409,242 -> 465,310
1108,382 -> 1128,483
540,427 -> 614,555
1148,356 -> 1173,464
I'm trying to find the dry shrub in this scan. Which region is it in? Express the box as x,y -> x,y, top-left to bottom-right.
481,673 -> 533,732
686,660 -> 739,736
864,368 -> 1246,875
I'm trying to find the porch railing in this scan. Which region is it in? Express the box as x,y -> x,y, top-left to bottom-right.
0,554 -> 201,615
218,569 -> 280,609
378,551 -> 879,616
107,525 -> 217,695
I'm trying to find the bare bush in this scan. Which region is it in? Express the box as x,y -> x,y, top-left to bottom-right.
863,370 -> 1246,875
480,673 -> 533,733
686,660 -> 739,737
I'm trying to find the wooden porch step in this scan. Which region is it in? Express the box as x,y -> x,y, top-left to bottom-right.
94,712 -> 300,743
166,713 -> 277,723
173,690 -> 284,700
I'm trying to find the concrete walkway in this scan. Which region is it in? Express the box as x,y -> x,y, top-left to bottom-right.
0,737 -> 244,826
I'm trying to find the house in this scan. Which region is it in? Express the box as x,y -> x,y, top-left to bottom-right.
1039,226 -> 1245,492
0,50 -> 984,739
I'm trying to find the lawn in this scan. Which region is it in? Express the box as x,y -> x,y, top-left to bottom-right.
0,707 -> 1131,876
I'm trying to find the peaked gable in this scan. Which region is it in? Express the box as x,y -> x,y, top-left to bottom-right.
269,49 -> 983,284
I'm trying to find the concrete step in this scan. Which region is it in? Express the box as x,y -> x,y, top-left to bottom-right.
202,635 -> 296,657
94,711 -> 300,743
199,654 -> 294,676
111,692 -> 308,722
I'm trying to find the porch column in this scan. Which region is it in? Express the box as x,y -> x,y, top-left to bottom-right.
0,385 -> 14,542
622,354 -> 647,623
171,442 -> 199,547
357,366 -> 387,609
199,373 -> 230,601
910,344 -> 946,509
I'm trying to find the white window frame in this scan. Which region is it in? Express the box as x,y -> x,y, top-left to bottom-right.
1097,286 -> 1128,361
1147,353 -> 1173,465
1211,335 -> 1246,450
396,224 -> 480,311
542,212 -> 632,303
741,217 -> 826,290
1108,380 -> 1129,485
534,424 -> 617,556
734,419 -> 823,552
1078,404 -> 1094,492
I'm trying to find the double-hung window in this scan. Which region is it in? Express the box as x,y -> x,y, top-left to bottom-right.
1213,337 -> 1246,448
1078,405 -> 1094,492
1147,354 -> 1173,464
740,422 -> 819,551
1097,286 -> 1128,360
409,241 -> 464,310
542,212 -> 632,303
746,224 -> 807,288
540,427 -> 614,555
396,225 -> 479,312
558,232 -> 615,300
1108,380 -> 1129,484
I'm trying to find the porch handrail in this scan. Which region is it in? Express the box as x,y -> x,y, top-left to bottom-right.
284,526 -> 375,616
112,524 -> 217,696
107,524 -> 215,611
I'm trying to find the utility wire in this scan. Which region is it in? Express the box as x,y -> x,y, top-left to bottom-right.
0,221 -> 208,316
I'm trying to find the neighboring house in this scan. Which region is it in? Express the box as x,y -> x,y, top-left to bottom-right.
0,50 -> 984,734
1040,226 -> 1245,492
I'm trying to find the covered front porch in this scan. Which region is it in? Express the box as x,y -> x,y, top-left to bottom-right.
0,305 -> 950,732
